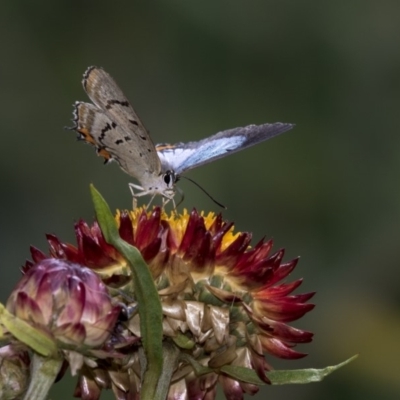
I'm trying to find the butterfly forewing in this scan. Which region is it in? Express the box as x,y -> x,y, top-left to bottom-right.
156,122 -> 294,175
81,66 -> 161,178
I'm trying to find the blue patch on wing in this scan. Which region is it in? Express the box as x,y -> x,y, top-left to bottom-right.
171,135 -> 247,173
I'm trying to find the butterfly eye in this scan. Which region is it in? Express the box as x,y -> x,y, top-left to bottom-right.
163,171 -> 176,187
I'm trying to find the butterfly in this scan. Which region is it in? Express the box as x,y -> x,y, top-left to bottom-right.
71,66 -> 294,206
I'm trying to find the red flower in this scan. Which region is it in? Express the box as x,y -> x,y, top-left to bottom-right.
25,207 -> 315,399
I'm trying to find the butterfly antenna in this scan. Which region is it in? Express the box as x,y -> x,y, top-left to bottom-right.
180,176 -> 227,209
175,186 -> 185,208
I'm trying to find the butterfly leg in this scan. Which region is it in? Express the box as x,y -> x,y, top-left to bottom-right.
161,196 -> 171,209
129,183 -> 144,196
161,196 -> 179,214
145,194 -> 157,210
129,183 -> 160,210
129,183 -> 146,209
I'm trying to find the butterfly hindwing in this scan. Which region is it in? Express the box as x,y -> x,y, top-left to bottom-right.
80,66 -> 161,178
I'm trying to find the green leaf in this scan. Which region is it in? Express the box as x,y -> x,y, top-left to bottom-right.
220,365 -> 266,385
180,354 -> 213,376
172,332 -> 195,350
90,184 -> 120,242
0,304 -> 58,357
220,355 -> 358,386
90,185 -> 164,400
156,341 -> 181,398
267,355 -> 359,385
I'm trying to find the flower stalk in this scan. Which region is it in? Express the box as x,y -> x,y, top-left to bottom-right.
22,353 -> 63,400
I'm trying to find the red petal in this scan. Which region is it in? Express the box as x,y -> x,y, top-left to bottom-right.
75,374 -> 102,400
209,212 -> 224,234
187,373 -> 218,400
248,339 -> 271,383
135,208 -> 162,250
118,211 -> 134,244
235,239 -> 273,273
185,228 -> 213,269
179,209 -> 201,253
21,260 -> 34,274
45,234 -> 83,264
234,258 -> 275,286
255,279 -> 303,297
240,381 -> 260,396
256,299 -> 315,322
264,258 -> 299,287
58,279 -> 85,324
252,239 -> 273,261
219,374 -> 246,400
55,322 -> 86,345
258,319 -> 314,343
30,246 -> 47,263
283,292 -> 316,303
260,337 -> 307,359
14,291 -> 46,325
80,233 -> 116,268
179,211 -> 216,270
210,220 -> 234,252
46,234 -> 67,259
217,233 -> 252,268
141,238 -> 162,262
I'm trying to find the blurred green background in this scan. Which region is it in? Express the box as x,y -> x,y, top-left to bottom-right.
1,1 -> 399,399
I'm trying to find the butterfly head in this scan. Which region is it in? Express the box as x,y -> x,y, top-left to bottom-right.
128,169 -> 178,206
160,169 -> 177,199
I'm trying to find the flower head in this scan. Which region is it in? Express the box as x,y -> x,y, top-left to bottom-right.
6,256 -> 121,379
24,207 -> 314,399
8,259 -> 121,350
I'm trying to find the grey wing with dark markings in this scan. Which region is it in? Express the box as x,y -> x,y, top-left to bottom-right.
81,66 -> 161,177
156,122 -> 294,175
72,101 -> 149,181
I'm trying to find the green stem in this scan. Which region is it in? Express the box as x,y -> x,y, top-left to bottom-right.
22,353 -> 63,400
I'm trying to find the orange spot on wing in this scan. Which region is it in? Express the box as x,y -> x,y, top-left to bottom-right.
155,144 -> 175,151
97,148 -> 112,160
78,128 -> 97,146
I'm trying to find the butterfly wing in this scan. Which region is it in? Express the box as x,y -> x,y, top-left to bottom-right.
156,122 -> 294,175
72,66 -> 161,182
